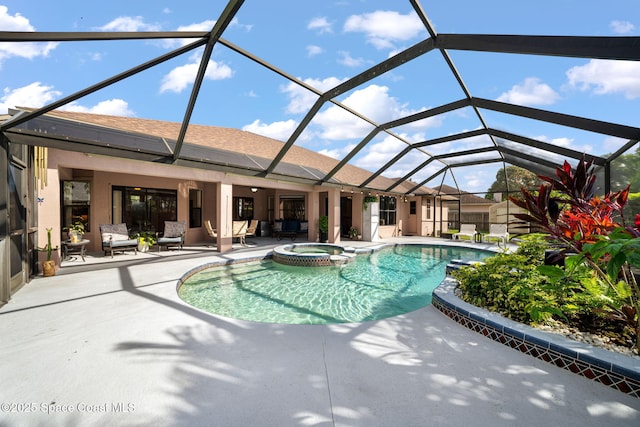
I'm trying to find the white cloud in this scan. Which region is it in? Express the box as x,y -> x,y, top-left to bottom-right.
0,6 -> 58,64
337,51 -> 365,67
319,143 -> 355,160
0,82 -> 135,117
602,135 -> 627,152
566,59 -> 640,99
306,45 -> 324,57
160,52 -> 233,93
308,17 -> 333,34
161,20 -> 216,49
0,82 -> 61,113
460,168 -> 496,193
313,84 -> 441,140
535,135 -> 593,155
343,10 -> 423,50
282,76 -> 346,114
0,5 -> 30,30
354,134 -> 410,169
229,17 -> 253,32
242,119 -> 297,141
610,20 -> 635,34
496,77 -> 560,106
176,20 -> 216,32
97,16 -> 161,32
61,99 -> 135,116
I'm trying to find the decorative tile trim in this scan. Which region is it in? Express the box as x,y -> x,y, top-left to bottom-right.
433,277 -> 640,399
272,243 -> 357,267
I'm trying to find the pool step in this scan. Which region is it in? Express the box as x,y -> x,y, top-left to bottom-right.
330,252 -> 357,265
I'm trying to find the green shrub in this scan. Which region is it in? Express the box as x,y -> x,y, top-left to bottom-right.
453,252 -> 553,323
452,237 -> 623,326
514,233 -> 550,262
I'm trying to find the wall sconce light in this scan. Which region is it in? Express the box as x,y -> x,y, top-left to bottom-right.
250,187 -> 258,193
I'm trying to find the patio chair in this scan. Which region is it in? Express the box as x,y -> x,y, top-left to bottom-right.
157,220 -> 186,252
232,220 -> 248,246
452,224 -> 477,242
100,223 -> 138,258
205,220 -> 217,243
484,223 -> 509,246
245,219 -> 259,238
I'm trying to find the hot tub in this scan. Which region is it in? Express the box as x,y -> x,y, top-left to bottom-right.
272,243 -> 357,266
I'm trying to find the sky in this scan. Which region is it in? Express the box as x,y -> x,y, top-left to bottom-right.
1,1 -> 639,194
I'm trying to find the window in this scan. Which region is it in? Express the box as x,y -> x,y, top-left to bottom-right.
112,186 -> 177,233
409,200 -> 416,215
189,189 -> 202,228
62,181 -> 91,232
426,198 -> 431,219
379,196 -> 396,226
280,195 -> 305,220
233,197 -> 254,220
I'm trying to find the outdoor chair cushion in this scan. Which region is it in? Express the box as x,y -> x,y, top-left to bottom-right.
157,221 -> 186,251
163,221 -> 185,238
100,223 -> 138,257
100,223 -> 131,242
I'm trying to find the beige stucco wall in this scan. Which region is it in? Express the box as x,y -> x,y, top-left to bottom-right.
37,148 -> 329,257
37,148 -> 451,262
489,200 -> 530,234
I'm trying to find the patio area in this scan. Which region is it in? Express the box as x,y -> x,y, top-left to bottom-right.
1,237 -> 639,426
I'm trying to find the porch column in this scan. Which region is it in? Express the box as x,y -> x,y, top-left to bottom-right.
216,183 -> 233,253
362,199 -> 380,242
328,188 -> 341,243
308,191 -> 319,242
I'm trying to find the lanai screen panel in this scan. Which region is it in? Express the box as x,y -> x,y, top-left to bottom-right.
1,0 -> 639,196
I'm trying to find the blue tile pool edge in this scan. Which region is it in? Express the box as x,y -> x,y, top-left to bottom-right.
432,276 -> 640,399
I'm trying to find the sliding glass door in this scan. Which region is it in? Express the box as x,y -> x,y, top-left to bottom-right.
112,186 -> 177,233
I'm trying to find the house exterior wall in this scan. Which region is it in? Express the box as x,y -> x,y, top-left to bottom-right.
38,148 -> 373,259
376,195 -> 448,238
35,146 -> 450,267
489,200 -> 531,234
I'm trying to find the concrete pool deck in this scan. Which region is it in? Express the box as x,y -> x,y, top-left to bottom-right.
1,237 -> 639,426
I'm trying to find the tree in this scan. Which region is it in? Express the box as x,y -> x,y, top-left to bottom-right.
610,145 -> 640,222
610,145 -> 640,192
485,165 -> 541,201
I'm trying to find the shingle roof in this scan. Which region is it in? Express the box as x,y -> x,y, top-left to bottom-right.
13,109 -> 428,194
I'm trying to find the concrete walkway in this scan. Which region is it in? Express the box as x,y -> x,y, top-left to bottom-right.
1,237 -> 639,426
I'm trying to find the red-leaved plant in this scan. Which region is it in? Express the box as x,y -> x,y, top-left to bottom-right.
509,156 -> 640,352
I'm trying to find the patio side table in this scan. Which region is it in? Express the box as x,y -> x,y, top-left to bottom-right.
63,239 -> 90,262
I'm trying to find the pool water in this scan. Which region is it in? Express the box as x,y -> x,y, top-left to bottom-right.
178,245 -> 490,324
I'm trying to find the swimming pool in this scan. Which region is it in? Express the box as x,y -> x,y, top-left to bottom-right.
178,244 -> 491,324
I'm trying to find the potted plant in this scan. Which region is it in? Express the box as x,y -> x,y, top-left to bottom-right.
135,231 -> 156,253
39,228 -> 58,277
348,226 -> 360,240
318,216 -> 329,242
66,220 -> 85,243
363,195 -> 378,211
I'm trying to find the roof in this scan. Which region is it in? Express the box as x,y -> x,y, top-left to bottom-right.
5,108 -> 439,195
